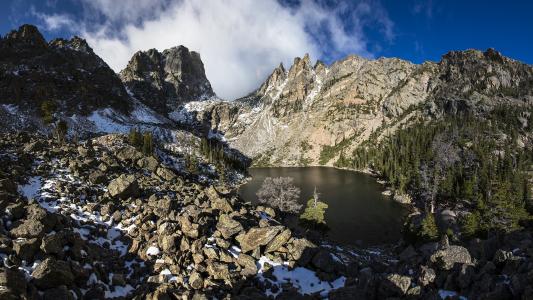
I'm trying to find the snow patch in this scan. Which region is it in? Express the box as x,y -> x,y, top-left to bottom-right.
146,246 -> 161,256
2,104 -> 18,115
438,290 -> 467,300
18,176 -> 42,200
88,108 -> 130,133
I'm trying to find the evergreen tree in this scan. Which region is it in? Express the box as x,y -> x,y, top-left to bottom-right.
41,100 -> 57,124
128,128 -> 142,148
142,132 -> 154,155
300,187 -> 329,227
419,213 -> 439,241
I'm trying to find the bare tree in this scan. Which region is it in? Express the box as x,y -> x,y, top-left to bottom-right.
256,177 -> 302,213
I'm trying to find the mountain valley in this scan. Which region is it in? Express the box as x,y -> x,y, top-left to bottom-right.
0,24 -> 533,299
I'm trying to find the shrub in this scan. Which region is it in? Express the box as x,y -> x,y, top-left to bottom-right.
256,177 -> 302,213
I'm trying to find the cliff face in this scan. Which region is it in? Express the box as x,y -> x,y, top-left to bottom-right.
184,49 -> 533,167
120,46 -> 215,115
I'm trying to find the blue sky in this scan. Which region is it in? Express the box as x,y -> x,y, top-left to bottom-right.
1,0 -> 532,99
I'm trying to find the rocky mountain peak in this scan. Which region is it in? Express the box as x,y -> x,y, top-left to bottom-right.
256,62 -> 287,96
49,36 -> 94,54
3,24 -> 47,48
288,53 -> 313,79
0,24 -> 131,130
120,45 -> 215,115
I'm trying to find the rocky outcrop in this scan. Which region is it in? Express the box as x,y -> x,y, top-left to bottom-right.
120,46 -> 215,115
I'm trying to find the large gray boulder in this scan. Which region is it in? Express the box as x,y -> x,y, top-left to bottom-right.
107,174 -> 139,199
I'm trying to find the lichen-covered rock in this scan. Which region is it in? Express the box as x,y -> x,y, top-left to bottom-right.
216,214 -> 243,239
430,245 -> 472,270
137,156 -> 159,171
379,273 -> 411,297
265,229 -> 291,253
237,226 -> 283,253
107,174 -> 139,199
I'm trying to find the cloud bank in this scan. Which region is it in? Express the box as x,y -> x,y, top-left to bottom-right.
35,0 -> 393,100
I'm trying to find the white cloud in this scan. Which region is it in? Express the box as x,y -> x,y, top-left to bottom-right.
34,0 -> 393,100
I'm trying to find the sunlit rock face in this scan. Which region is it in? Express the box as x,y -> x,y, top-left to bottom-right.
187,49 -> 533,167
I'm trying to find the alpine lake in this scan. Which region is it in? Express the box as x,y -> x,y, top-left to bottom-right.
238,167 -> 408,246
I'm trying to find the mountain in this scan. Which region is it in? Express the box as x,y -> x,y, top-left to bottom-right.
184,48 -> 533,167
0,25 -> 132,132
120,46 -> 215,115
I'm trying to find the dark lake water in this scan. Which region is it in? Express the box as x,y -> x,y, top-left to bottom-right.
239,167 -> 408,246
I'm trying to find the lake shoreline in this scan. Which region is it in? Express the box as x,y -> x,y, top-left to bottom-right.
249,164 -> 414,208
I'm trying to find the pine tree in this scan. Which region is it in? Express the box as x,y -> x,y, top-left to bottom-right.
419,213 -> 439,241
300,187 -> 329,227
142,132 -> 153,155
41,100 -> 57,124
128,128 -> 142,148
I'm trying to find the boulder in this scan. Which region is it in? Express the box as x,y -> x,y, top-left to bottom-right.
216,214 -> 243,239
399,245 -> 418,261
211,198 -> 233,213
23,141 -> 44,152
207,262 -> 230,280
0,268 -> 27,296
32,258 -> 74,289
116,146 -> 143,162
237,253 -> 258,275
177,216 -> 199,239
13,237 -> 39,261
237,226 -> 283,253
0,178 -> 18,194
10,219 -> 46,238
265,229 -> 291,253
493,249 -> 513,264
88,170 -> 107,184
10,204 -> 57,238
288,238 -> 316,264
107,174 -> 139,199
418,265 -> 436,286
43,285 -> 73,300
189,271 -> 203,289
430,245 -> 472,270
311,249 -> 338,273
137,156 -> 159,171
379,273 -> 411,297
159,235 -> 178,252
156,167 -> 177,181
